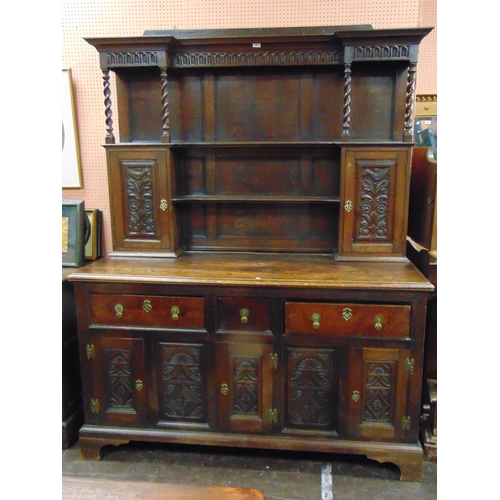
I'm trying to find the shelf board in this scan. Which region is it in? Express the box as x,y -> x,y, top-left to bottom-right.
172,195 -> 340,203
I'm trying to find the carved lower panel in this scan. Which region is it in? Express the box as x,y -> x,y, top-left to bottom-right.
232,356 -> 259,416
288,350 -> 335,430
124,161 -> 156,236
160,344 -> 205,421
363,362 -> 395,424
104,349 -> 135,413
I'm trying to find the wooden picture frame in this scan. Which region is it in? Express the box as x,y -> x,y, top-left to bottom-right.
85,209 -> 99,260
62,200 -> 85,267
62,69 -> 83,188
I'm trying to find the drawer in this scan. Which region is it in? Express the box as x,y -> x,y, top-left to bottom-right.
217,297 -> 272,332
285,302 -> 411,338
89,294 -> 205,329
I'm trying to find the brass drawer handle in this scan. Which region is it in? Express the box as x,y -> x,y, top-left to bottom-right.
115,304 -> 124,318
220,383 -> 229,395
311,313 -> 321,329
240,308 -> 249,324
342,307 -> 353,321
143,300 -> 152,313
374,314 -> 383,331
171,306 -> 180,321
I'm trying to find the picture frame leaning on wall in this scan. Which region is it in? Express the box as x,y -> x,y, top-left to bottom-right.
62,200 -> 86,267
62,68 -> 83,188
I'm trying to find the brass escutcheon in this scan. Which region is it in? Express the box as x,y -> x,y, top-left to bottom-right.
171,306 -> 180,321
135,380 -> 144,391
220,383 -> 229,395
344,200 -> 353,212
352,390 -> 360,402
342,307 -> 353,321
240,308 -> 249,324
143,300 -> 152,313
115,304 -> 124,318
160,199 -> 168,211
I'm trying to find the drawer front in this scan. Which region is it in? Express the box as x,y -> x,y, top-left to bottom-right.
217,297 -> 272,332
89,294 -> 205,329
285,302 -> 411,338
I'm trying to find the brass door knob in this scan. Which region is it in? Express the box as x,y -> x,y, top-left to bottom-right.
240,308 -> 249,324
311,313 -> 321,329
171,306 -> 180,321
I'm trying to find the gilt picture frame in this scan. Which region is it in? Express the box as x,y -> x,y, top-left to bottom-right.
62,200 -> 85,267
85,209 -> 99,260
62,69 -> 83,188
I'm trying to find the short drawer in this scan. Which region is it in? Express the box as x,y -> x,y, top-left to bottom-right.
285,302 -> 411,338
217,297 -> 272,332
89,294 -> 205,329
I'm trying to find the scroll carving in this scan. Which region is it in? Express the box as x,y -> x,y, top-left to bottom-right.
174,50 -> 342,67
126,165 -> 155,235
358,167 -> 391,240
161,346 -> 204,420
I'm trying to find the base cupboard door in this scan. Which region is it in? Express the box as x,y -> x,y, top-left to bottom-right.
87,336 -> 148,426
348,347 -> 411,441
217,342 -> 275,433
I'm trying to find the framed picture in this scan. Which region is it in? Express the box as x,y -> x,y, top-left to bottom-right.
62,200 -> 85,267
62,69 -> 83,188
85,209 -> 99,260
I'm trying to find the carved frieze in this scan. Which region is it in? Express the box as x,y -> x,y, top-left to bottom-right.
233,357 -> 259,415
352,45 -> 410,60
363,362 -> 394,423
107,51 -> 159,67
174,50 -> 342,67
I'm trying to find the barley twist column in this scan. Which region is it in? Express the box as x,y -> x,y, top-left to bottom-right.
102,69 -> 115,144
404,62 -> 417,140
161,67 -> 170,143
342,63 -> 352,138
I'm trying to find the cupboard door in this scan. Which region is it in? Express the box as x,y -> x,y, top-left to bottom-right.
88,337 -> 147,426
107,148 -> 179,255
348,347 -> 410,441
339,148 -> 411,258
284,347 -> 339,436
217,343 -> 274,433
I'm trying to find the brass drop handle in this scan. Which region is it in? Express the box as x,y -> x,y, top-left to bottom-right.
311,313 -> 321,329
240,308 -> 249,324
374,314 -> 383,331
115,304 -> 124,318
171,306 -> 180,321
143,300 -> 152,313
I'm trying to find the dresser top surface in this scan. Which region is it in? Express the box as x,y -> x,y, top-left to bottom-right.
68,253 -> 433,292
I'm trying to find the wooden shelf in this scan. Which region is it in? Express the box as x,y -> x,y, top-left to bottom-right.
172,195 -> 340,203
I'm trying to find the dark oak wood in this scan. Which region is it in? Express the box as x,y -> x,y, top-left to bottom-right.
73,26 -> 434,482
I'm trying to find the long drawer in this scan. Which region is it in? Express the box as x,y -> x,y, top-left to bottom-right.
89,293 -> 205,329
285,302 -> 411,338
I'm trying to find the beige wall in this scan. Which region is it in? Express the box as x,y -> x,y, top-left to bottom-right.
62,0 -> 437,258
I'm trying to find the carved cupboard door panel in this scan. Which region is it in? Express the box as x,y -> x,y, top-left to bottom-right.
339,148 -> 411,258
217,342 -> 274,433
88,336 -> 147,426
283,347 -> 339,437
348,347 -> 411,441
107,147 -> 179,255
154,341 -> 209,427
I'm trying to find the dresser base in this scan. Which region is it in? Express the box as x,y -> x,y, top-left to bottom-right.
79,425 -> 424,482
